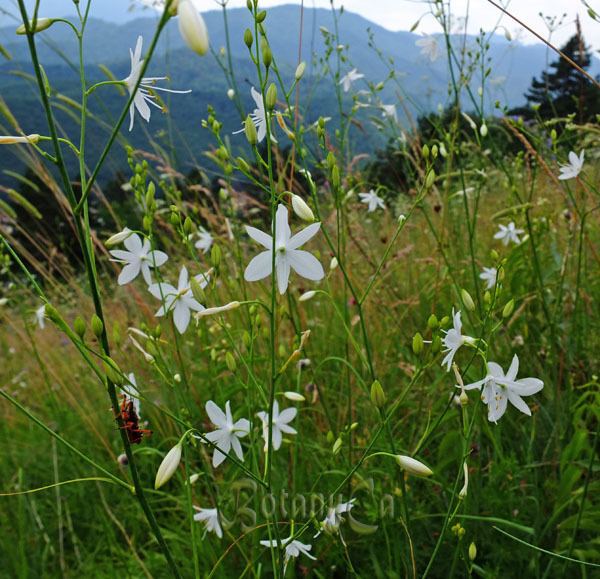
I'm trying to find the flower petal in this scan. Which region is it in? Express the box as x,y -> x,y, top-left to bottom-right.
118,261 -> 141,285
244,251 -> 273,282
245,226 -> 272,249
276,258 -> 291,294
288,222 -> 321,250
287,249 -> 325,281
173,301 -> 191,334
275,204 -> 291,246
206,401 -> 227,427
507,390 -> 532,415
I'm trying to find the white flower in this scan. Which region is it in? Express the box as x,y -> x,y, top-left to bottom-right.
34,305 -> 46,329
416,35 -> 440,62
358,190 -> 385,212
193,507 -> 223,538
121,373 -> 141,416
494,222 -> 524,246
234,87 -> 274,144
203,400 -> 250,468
124,36 -> 191,131
256,400 -> 297,451
479,267 -> 497,290
194,228 -> 213,254
460,354 -> 544,422
177,0 -> 209,56
260,536 -> 316,567
110,233 -> 168,286
441,309 -> 475,371
148,266 -> 208,334
244,204 -> 324,295
339,68 -> 364,92
381,104 -> 397,122
321,499 -> 356,534
558,150 -> 584,180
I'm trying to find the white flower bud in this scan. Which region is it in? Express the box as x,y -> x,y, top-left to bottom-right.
177,0 -> 209,56
189,473 -> 200,485
459,462 -> 469,499
284,391 -> 305,402
174,373 -> 182,383
195,301 -> 240,318
155,443 -> 183,489
295,61 -> 306,80
0,298 -> 8,307
290,193 -> 314,222
395,455 -> 433,477
461,112 -> 477,130
227,88 -> 235,100
16,18 -> 54,35
330,256 -> 338,270
105,227 -> 132,247
299,290 -> 317,302
0,134 -> 40,145
479,123 -> 488,137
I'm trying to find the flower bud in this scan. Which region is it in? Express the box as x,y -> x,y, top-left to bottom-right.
210,244 -> 221,268
299,290 -> 317,302
427,314 -> 439,330
0,134 -> 41,145
479,123 -> 488,137
425,168 -> 436,189
244,115 -> 258,145
196,302 -> 240,317
370,379 -> 386,408
290,193 -> 314,222
183,216 -> 194,235
284,391 -> 305,402
189,473 -> 200,485
227,88 -> 235,100
104,359 -> 123,386
44,304 -> 59,323
329,256 -> 338,270
422,144 -> 430,159
236,157 -> 250,174
332,437 -> 343,455
174,373 -> 182,383
190,277 -> 206,303
225,351 -> 237,372
295,61 -> 306,80
262,44 -> 272,68
469,542 -> 477,560
461,289 -> 476,312
106,227 -> 132,247
155,443 -> 183,489
412,332 -> 424,355
16,18 -> 54,35
91,314 -> 104,338
502,298 -> 515,318
431,335 -> 442,354
256,10 -> 267,22
265,83 -> 277,110
395,455 -> 433,477
73,316 -> 86,339
243,28 -> 253,48
177,0 -> 209,56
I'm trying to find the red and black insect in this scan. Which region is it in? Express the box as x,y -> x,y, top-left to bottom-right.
118,395 -> 152,444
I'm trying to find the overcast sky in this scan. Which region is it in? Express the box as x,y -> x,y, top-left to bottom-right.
1,0 -> 598,49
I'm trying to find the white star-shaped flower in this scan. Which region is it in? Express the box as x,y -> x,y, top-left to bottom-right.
194,228 -> 214,254
121,373 -> 141,416
233,87 -> 275,144
110,233 -> 168,285
558,150 -> 584,180
124,35 -> 191,131
193,507 -> 223,538
321,499 -> 356,534
381,104 -> 397,122
203,400 -> 250,468
358,189 -> 385,212
148,266 -> 208,333
260,536 -> 316,568
416,35 -> 441,62
479,267 -> 497,290
256,400 -> 297,451
441,309 -> 475,371
34,305 -> 46,329
460,354 -> 544,422
494,222 -> 524,246
339,68 -> 364,92
244,204 -> 324,295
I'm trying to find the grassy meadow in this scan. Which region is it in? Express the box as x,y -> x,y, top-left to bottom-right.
0,0 -> 599,577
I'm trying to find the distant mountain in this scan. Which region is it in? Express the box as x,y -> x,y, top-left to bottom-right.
0,4 -> 596,187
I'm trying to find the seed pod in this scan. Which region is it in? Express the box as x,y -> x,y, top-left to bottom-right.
73,316 -> 86,339
91,314 -> 104,338
225,352 -> 237,372
262,44 -> 272,68
256,10 -> 267,22
190,277 -> 206,303
265,83 -> 277,110
295,61 -> 306,80
243,28 -> 253,48
244,115 -> 258,145
370,379 -> 386,408
469,542 -> 477,561
427,314 -> 439,330
210,244 -> 221,268
412,332 -> 424,355
461,289 -> 476,311
502,299 -> 515,318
